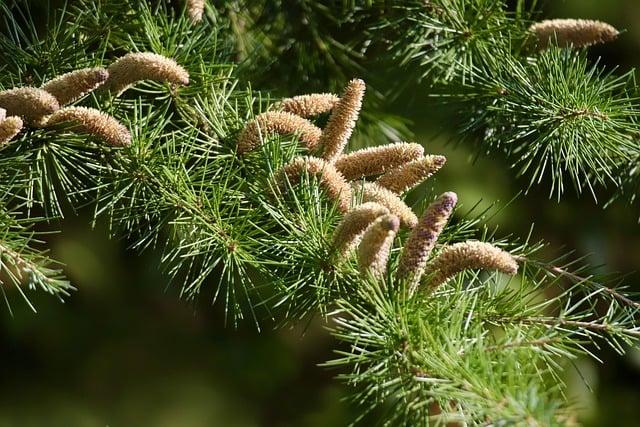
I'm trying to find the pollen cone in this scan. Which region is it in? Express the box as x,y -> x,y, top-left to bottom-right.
278,156 -> 352,213
0,116 -> 23,146
319,79 -> 366,163
354,182 -> 418,228
276,93 -> 340,118
237,111 -> 322,154
397,192 -> 457,286
331,202 -> 390,258
376,155 -> 446,194
335,143 -> 424,181
530,19 -> 619,49
42,67 -> 109,105
105,52 -> 190,95
186,0 -> 205,23
424,241 -> 518,290
45,107 -> 131,147
0,87 -> 59,124
357,214 -> 400,278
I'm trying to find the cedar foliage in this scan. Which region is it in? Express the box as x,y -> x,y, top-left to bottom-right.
0,1 -> 638,425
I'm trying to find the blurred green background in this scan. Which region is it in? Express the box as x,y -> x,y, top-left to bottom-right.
1,1 -> 640,426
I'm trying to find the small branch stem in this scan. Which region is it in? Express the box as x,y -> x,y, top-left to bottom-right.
492,315 -> 640,339
0,240 -> 53,287
515,255 -> 640,310
485,337 -> 561,352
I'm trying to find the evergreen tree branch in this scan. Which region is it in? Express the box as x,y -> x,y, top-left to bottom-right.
0,2 -> 638,425
231,0 -> 640,211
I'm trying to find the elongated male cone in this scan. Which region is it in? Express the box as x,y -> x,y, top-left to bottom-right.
0,116 -> 23,146
0,87 -> 59,124
530,19 -> 619,49
276,93 -> 340,118
320,79 -> 366,163
45,107 -> 131,146
186,0 -> 205,22
354,182 -> 418,228
397,192 -> 457,284
42,67 -> 109,105
357,214 -> 400,278
278,156 -> 352,213
331,202 -> 390,258
105,52 -> 190,95
335,142 -> 425,180
237,111 -> 322,154
424,241 -> 518,290
377,155 -> 446,194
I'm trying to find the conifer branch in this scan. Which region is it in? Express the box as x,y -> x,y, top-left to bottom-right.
0,2 -> 638,425
234,0 -> 640,211
0,207 -> 71,312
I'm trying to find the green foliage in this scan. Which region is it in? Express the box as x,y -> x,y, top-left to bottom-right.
0,205 -> 72,313
384,0 -> 526,84
234,0 -> 640,212
458,48 -> 638,199
0,1 -> 638,425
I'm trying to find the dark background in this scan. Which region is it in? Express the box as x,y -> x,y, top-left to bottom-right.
0,0 -> 639,425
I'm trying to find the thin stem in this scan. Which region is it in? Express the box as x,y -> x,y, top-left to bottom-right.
485,337 -> 562,352
493,315 -> 640,339
0,239 -> 66,293
516,255 -> 640,310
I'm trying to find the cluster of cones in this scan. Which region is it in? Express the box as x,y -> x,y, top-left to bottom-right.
238,80 -> 519,293
0,52 -> 189,148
